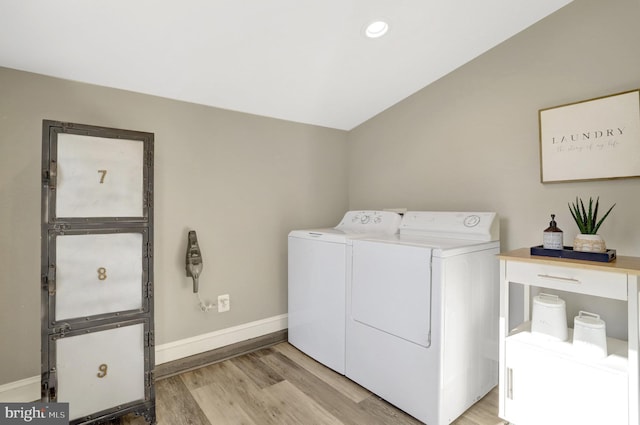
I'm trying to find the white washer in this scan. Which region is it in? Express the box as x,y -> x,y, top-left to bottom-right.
288,210 -> 402,374
346,211 -> 500,425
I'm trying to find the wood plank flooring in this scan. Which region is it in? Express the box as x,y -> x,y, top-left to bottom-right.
123,342 -> 506,425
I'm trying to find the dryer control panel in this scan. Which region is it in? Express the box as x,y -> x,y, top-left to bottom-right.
335,210 -> 402,235
400,211 -> 499,241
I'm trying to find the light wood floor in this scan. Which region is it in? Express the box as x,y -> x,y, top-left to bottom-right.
123,342 -> 505,425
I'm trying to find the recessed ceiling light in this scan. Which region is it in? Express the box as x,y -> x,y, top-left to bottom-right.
365,21 -> 389,39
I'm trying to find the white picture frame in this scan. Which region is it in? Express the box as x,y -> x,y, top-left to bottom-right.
539,89 -> 640,183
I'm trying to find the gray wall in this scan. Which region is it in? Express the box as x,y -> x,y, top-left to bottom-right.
0,68 -> 348,385
1,0 -> 639,388
349,0 -> 640,255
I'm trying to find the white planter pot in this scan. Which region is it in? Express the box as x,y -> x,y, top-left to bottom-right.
573,234 -> 606,252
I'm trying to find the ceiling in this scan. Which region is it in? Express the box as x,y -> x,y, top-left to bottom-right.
0,0 -> 573,130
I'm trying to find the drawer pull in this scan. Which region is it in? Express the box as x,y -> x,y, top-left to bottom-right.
537,274 -> 581,284
507,367 -> 514,400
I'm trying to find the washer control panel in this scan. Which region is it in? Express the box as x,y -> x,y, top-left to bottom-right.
335,211 -> 402,235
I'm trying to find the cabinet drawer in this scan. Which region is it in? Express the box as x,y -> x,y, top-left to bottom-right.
55,321 -> 148,421
506,261 -> 627,300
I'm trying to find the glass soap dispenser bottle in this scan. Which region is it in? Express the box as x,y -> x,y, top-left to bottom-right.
543,214 -> 563,250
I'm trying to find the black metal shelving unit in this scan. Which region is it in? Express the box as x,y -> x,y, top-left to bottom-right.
41,120 -> 156,424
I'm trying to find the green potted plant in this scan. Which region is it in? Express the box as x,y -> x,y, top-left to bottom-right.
568,196 -> 615,252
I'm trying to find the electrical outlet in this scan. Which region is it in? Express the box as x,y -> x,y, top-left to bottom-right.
217,294 -> 230,313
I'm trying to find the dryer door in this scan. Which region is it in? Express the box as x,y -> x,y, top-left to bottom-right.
351,240 -> 432,347
288,236 -> 347,373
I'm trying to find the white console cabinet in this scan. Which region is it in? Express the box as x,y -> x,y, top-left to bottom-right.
499,249 -> 640,425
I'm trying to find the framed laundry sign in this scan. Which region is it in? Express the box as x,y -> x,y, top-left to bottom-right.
539,89 -> 640,183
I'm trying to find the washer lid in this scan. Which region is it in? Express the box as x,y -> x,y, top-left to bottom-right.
288,228 -> 350,243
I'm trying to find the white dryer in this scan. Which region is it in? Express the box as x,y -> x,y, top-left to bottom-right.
288,210 -> 402,374
346,211 -> 500,425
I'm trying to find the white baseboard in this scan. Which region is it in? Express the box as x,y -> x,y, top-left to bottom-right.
155,313 -> 288,364
0,314 -> 288,403
0,376 -> 40,402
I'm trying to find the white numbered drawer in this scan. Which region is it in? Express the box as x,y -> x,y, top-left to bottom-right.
56,133 -> 144,218
55,233 -> 144,320
56,322 -> 146,420
506,261 -> 627,300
